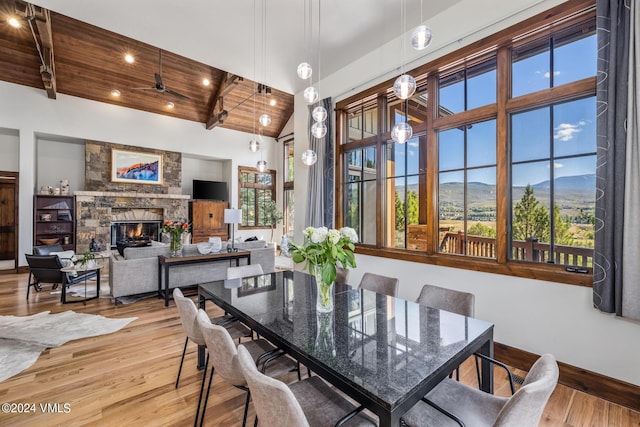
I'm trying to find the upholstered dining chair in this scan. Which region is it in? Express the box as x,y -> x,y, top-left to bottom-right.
236,344 -> 377,427
173,288 -> 253,425
196,309 -> 298,427
227,264 -> 264,279
416,283 -> 484,383
402,353 -> 559,427
415,283 -> 475,318
358,272 -> 399,297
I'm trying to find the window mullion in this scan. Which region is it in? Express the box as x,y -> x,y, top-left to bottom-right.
496,46 -> 510,264
425,73 -> 439,254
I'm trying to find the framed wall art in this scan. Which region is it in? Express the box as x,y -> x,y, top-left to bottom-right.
111,149 -> 163,184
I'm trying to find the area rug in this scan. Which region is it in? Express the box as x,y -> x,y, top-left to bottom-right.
0,311 -> 136,382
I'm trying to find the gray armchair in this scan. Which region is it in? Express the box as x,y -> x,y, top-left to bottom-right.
402,353 -> 559,427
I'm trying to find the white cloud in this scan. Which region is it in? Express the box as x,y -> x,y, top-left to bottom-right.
554,120 -> 586,141
542,71 -> 561,79
547,162 -> 564,168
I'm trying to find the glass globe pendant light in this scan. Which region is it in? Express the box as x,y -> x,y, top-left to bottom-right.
304,86 -> 319,104
391,122 -> 413,144
311,121 -> 327,138
312,106 -> 327,122
410,25 -> 432,50
393,74 -> 416,100
259,113 -> 271,127
297,62 -> 312,80
249,139 -> 260,152
301,149 -> 318,166
256,159 -> 268,172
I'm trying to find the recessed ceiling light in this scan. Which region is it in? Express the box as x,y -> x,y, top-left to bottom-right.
202,78 -> 210,86
111,89 -> 121,97
124,53 -> 135,64
7,16 -> 21,28
166,102 -> 175,109
269,98 -> 276,106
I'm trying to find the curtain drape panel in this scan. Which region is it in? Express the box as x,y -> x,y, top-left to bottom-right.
593,0 -> 639,320
305,97 -> 335,229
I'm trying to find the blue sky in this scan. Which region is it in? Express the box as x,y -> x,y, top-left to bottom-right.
390,33 -> 597,187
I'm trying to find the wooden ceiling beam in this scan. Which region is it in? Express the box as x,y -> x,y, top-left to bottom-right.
24,3 -> 56,98
206,73 -> 242,130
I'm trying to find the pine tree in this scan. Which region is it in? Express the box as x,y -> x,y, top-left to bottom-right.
512,185 -> 549,241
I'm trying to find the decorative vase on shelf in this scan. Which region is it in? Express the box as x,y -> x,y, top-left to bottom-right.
313,264 -> 335,313
170,232 -> 183,257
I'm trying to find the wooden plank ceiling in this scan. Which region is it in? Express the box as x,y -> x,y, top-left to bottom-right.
0,0 -> 294,138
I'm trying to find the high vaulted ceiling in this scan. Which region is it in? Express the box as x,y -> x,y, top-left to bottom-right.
0,0 -> 460,137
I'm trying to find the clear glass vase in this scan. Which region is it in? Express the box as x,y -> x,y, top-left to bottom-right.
170,232 -> 183,257
312,264 -> 334,313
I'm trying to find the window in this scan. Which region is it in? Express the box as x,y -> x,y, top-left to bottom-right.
344,146 -> 377,245
283,139 -> 294,235
335,4 -> 596,285
238,166 -> 276,228
439,119 -> 497,258
510,97 -> 596,265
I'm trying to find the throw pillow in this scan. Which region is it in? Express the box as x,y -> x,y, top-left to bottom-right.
49,250 -> 76,267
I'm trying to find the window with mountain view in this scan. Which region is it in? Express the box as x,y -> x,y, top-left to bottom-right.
439,119 -> 497,258
510,97 -> 596,266
335,5 -> 596,284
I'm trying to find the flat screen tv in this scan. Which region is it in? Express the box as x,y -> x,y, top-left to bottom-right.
193,180 -> 228,201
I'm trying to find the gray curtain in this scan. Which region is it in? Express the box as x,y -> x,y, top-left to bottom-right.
593,0 -> 639,320
305,97 -> 334,228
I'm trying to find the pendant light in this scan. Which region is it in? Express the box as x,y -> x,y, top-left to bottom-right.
312,105 -> 327,122
311,121 -> 327,139
301,149 -> 318,166
391,0 -> 413,143
392,0 -> 416,100
256,0 -> 269,172
249,138 -> 260,152
410,0 -> 433,50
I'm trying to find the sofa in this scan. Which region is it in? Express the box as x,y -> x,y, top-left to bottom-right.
109,240 -> 275,301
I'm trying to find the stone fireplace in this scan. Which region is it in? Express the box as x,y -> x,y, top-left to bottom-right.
75,191 -> 189,253
76,141 -> 187,253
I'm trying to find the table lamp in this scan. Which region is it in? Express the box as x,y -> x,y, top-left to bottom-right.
224,208 -> 242,252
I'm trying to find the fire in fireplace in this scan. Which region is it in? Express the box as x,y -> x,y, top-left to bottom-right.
110,221 -> 161,250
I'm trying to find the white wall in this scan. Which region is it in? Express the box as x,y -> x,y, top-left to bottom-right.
181,156 -> 225,197
36,137 -> 85,194
292,0 -> 640,387
0,80 -> 279,263
0,128 -> 19,172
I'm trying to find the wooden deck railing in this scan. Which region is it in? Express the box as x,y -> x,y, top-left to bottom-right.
438,231 -> 593,267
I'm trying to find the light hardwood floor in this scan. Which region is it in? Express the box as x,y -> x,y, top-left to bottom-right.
0,272 -> 638,426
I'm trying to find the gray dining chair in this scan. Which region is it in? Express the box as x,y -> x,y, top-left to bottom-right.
402,353 -> 558,427
236,344 -> 377,427
227,264 -> 264,279
358,272 -> 399,297
415,283 -> 475,317
336,266 -> 349,284
196,309 -> 298,427
173,289 -> 250,396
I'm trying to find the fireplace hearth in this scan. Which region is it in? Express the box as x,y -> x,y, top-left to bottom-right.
111,221 -> 161,254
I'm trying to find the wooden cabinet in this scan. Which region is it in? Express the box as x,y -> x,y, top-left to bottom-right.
189,200 -> 229,243
34,195 -> 76,251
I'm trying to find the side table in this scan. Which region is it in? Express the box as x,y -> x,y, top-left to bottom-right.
60,264 -> 102,304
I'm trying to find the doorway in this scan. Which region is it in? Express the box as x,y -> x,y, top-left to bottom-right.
0,172 -> 18,271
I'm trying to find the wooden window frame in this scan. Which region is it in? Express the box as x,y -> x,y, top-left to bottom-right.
335,0 -> 596,287
238,166 -> 277,229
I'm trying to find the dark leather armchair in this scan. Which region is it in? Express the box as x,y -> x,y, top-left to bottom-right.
25,253 -> 97,301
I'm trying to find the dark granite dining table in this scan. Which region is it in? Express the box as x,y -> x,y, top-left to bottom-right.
198,270 -> 494,427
